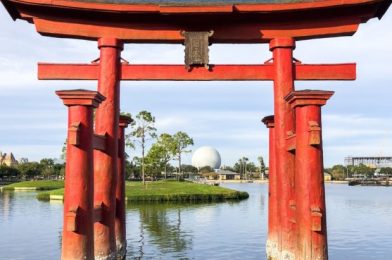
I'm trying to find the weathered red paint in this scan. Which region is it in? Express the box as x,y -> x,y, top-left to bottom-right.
33,17 -> 360,43
93,134 -> 107,152
4,0 -> 389,43
56,89 -> 105,260
37,63 -> 356,81
286,90 -> 333,260
94,38 -> 123,260
270,38 -> 296,260
115,115 -> 133,258
262,115 -> 279,260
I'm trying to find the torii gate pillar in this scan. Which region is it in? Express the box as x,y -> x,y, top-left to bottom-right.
270,38 -> 296,260
94,38 -> 123,260
286,90 -> 333,260
56,90 -> 105,260
115,115 -> 133,258
262,115 -> 279,260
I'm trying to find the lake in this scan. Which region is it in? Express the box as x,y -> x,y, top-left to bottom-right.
1,184 -> 392,259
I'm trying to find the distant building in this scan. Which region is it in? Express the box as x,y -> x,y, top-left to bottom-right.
324,173 -> 332,181
217,170 -> 241,181
201,172 -> 218,180
344,156 -> 392,168
19,158 -> 29,164
0,152 -> 18,167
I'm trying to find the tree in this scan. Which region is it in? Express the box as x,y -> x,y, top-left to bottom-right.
145,141 -> 171,180
144,133 -> 176,180
61,140 -> 67,161
233,157 -> 249,179
172,131 -> 194,180
353,163 -> 374,178
17,162 -> 43,179
246,162 -> 257,174
155,133 -> 176,179
242,157 -> 249,179
0,165 -> 20,178
182,164 -> 198,175
127,111 -> 157,185
330,164 -> 346,180
144,149 -> 163,180
379,167 -> 392,176
40,158 -> 55,178
346,165 -> 355,178
199,166 -> 214,174
129,157 -> 142,180
258,156 -> 266,179
233,159 -> 243,174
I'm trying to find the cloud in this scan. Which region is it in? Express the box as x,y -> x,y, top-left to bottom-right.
323,114 -> 392,139
155,116 -> 192,129
0,5 -> 392,167
0,145 -> 63,161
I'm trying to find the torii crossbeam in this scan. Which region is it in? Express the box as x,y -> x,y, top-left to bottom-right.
38,63 -> 356,81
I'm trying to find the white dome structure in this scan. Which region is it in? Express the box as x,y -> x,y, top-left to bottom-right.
192,146 -> 221,169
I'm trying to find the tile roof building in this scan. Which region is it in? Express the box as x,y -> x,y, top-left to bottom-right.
0,152 -> 18,167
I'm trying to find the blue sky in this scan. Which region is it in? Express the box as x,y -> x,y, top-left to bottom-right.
0,6 -> 392,167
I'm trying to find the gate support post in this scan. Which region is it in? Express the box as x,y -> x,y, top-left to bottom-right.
285,90 -> 333,260
94,37 -> 123,260
262,115 -> 279,260
57,90 -> 105,260
115,115 -> 133,258
270,38 -> 296,260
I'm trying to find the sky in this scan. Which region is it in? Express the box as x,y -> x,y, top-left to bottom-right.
0,5 -> 392,167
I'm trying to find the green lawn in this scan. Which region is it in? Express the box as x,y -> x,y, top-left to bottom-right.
36,180 -> 249,202
2,180 -> 64,191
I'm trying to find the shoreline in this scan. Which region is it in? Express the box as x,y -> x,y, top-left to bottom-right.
205,180 -> 348,184
29,180 -> 249,202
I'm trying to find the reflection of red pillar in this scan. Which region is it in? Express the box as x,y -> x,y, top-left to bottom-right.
115,115 -> 133,258
262,115 -> 279,260
270,38 -> 296,259
285,90 -> 333,260
94,38 -> 123,260
57,90 -> 105,260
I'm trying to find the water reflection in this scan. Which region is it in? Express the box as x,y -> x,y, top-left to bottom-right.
133,203 -> 193,255
124,184 -> 266,260
1,184 -> 391,259
0,190 -> 63,259
126,201 -> 243,258
0,191 -> 14,221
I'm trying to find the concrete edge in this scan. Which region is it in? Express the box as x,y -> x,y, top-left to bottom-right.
50,195 -> 64,200
14,187 -> 37,190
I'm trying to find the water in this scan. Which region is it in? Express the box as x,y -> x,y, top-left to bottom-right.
1,184 -> 392,259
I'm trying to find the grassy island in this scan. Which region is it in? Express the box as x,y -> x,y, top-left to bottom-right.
34,180 -> 249,202
1,180 -> 64,191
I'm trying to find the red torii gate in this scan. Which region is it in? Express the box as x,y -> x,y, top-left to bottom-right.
1,0 -> 391,259
48,39 -> 355,257
40,42 -> 355,260
39,46 -> 354,260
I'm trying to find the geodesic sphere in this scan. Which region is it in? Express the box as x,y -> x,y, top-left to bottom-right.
192,146 -> 221,169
